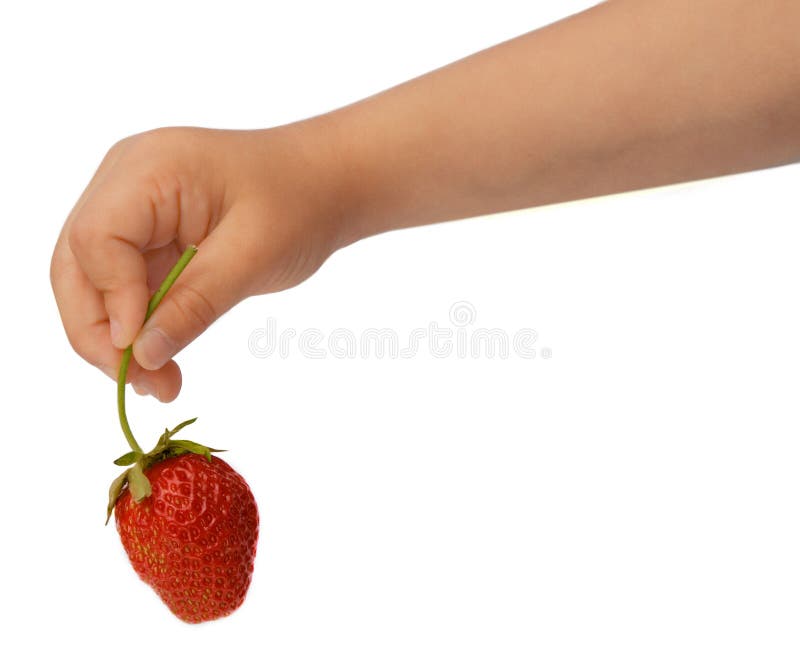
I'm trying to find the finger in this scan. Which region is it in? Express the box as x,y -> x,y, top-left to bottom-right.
52,229 -> 113,367
77,317 -> 183,402
51,237 -> 183,401
133,208 -> 259,370
67,171 -> 180,350
130,358 -> 183,403
143,241 -> 183,293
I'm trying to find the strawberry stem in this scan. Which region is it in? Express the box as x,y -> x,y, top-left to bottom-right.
117,245 -> 198,454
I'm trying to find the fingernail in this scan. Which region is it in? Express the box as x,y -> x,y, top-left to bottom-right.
109,318 -> 124,349
135,327 -> 175,370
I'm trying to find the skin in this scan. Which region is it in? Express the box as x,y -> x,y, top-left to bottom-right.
51,0 -> 800,401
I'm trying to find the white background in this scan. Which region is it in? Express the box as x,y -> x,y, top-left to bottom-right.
2,1 -> 799,657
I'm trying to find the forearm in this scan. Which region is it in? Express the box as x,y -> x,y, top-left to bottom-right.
306,0 -> 800,244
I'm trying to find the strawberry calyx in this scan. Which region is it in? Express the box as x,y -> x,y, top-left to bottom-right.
106,417 -> 225,524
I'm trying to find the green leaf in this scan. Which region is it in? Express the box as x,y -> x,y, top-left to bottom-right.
167,439 -> 225,462
106,469 -> 130,525
152,428 -> 171,453
113,451 -> 139,466
128,463 -> 152,503
168,417 -> 198,437
169,439 -> 223,453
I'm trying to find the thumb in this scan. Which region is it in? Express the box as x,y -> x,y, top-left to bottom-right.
133,218 -> 257,370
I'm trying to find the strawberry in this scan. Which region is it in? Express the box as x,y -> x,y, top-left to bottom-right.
113,448 -> 258,623
105,246 -> 259,623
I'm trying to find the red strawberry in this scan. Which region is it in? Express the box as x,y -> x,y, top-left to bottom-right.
113,452 -> 259,624
106,246 -> 259,623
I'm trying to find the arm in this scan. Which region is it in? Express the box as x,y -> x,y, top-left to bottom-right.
51,0 -> 800,400
321,0 -> 800,245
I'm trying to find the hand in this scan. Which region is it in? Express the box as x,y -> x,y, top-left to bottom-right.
51,125 -> 345,401
55,0 -> 800,405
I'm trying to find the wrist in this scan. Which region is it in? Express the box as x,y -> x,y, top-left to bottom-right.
272,114 -> 369,252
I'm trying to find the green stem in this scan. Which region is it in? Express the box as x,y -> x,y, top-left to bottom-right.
117,245 -> 198,454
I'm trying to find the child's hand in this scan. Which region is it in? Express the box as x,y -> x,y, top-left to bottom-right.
51,126 -> 345,401
53,1 -> 800,404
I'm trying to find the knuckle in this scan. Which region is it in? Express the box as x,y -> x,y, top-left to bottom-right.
131,127 -> 178,152
65,330 -> 86,357
67,214 -> 95,257
107,135 -> 131,157
64,321 -> 115,374
108,128 -> 171,162
103,134 -> 139,166
66,220 -> 124,292
65,329 -> 99,366
171,284 -> 218,332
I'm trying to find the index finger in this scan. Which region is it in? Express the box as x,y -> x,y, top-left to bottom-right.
50,231 -> 183,401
